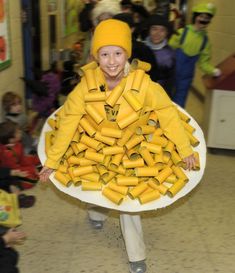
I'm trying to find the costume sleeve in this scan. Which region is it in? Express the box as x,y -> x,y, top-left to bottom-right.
145,81 -> 193,159
168,28 -> 183,49
45,83 -> 86,169
198,41 -> 215,75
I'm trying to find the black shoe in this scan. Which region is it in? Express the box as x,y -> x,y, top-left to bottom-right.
18,194 -> 36,208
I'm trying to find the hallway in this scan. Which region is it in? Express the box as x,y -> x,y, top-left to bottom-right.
17,91 -> 235,273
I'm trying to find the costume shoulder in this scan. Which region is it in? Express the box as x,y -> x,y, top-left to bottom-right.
62,77 -> 87,116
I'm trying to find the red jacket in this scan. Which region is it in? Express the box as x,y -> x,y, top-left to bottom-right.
0,142 -> 39,181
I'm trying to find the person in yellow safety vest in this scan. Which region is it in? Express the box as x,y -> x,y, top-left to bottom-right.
39,19 -> 196,273
169,2 -> 221,108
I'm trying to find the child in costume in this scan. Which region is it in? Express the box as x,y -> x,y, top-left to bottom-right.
39,19 -> 196,273
169,2 -> 221,107
0,121 -> 39,190
2,91 -> 36,154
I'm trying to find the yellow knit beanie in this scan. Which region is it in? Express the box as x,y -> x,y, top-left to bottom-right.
91,19 -> 132,59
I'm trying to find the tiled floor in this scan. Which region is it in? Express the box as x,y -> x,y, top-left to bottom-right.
16,91 -> 235,273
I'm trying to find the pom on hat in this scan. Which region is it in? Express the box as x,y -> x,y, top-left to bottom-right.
91,19 -> 132,59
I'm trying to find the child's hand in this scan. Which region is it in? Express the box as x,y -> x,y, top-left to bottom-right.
2,228 -> 26,247
39,166 -> 54,183
183,154 -> 196,170
11,169 -> 29,177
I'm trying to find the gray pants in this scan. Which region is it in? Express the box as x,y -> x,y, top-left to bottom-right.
88,206 -> 146,262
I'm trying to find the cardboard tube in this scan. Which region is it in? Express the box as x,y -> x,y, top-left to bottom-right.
78,62 -> 97,75
126,149 -> 140,160
85,104 -> 104,124
181,120 -> 195,134
72,165 -> 94,177
85,92 -> 106,102
171,150 -> 183,166
117,111 -> 139,129
186,130 -> 200,147
57,164 -> 68,173
138,190 -> 160,204
80,173 -> 100,183
101,127 -> 122,138
147,111 -> 158,126
103,146 -> 125,155
63,147 -> 74,159
55,171 -> 71,187
84,69 -> 97,91
125,134 -> 144,150
47,118 -> 56,129
193,151 -> 200,170
165,174 -> 177,184
67,156 -> 81,165
131,59 -> 151,72
136,125 -> 155,135
167,179 -> 186,197
106,83 -> 124,107
82,181 -> 102,191
135,167 -> 158,177
117,176 -> 139,186
102,187 -> 124,205
129,183 -> 148,199
80,134 -> 102,150
108,164 -> 126,175
108,181 -> 129,196
172,165 -> 189,182
79,117 -> 96,137
151,136 -> 168,147
131,69 -> 145,91
123,90 -> 142,111
156,184 -> 169,195
102,171 -> 116,184
139,147 -> 155,167
177,109 -> 190,122
110,153 -> 124,168
117,129 -> 134,146
123,158 -> 145,169
141,141 -> 162,154
155,166 -> 173,184
85,150 -> 105,163
95,132 -> 116,146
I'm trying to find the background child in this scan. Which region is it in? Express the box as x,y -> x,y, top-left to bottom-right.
2,91 -> 36,154
0,225 -> 26,273
144,14 -> 175,97
0,121 -> 39,190
169,2 -> 221,107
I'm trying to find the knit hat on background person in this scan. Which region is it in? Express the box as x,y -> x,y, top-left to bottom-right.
192,2 -> 216,16
145,14 -> 172,32
91,0 -> 121,27
91,19 -> 132,59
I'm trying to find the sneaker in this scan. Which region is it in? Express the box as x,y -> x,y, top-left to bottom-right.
89,219 -> 103,229
18,194 -> 36,208
129,260 -> 147,273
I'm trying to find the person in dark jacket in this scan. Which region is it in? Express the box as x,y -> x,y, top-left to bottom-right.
144,14 -> 175,98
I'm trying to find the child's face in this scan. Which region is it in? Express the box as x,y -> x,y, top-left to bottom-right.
98,46 -> 128,80
194,13 -> 211,30
9,128 -> 22,144
149,25 -> 168,44
10,99 -> 22,114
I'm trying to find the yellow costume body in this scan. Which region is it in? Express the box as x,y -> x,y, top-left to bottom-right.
45,65 -> 193,170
